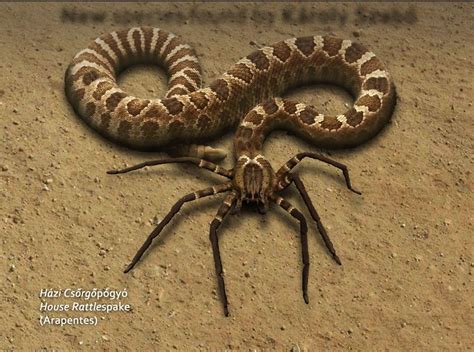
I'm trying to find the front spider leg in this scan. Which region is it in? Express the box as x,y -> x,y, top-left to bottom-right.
107,156 -> 233,179
271,195 -> 310,304
209,192 -> 237,316
276,152 -> 361,194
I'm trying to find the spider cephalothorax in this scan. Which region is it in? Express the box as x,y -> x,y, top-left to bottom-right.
108,149 -> 361,316
232,154 -> 275,214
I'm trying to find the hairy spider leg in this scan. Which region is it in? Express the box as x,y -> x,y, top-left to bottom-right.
209,192 -> 237,316
107,157 -> 233,178
276,152 -> 361,194
271,195 -> 310,304
124,182 -> 233,273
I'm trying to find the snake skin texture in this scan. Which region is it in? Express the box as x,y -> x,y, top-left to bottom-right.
65,26 -> 396,156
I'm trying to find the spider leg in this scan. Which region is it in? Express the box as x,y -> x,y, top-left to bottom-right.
124,182 -> 233,273
209,192 -> 237,317
107,157 -> 233,178
290,174 -> 342,265
276,152 -> 361,194
271,195 -> 310,304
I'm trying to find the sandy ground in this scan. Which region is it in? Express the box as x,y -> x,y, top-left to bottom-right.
1,2 -> 473,351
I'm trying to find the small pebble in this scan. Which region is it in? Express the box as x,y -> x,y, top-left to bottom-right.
101,335 -> 109,341
45,178 -> 53,184
9,264 -> 15,272
151,215 -> 161,225
42,184 -> 50,191
244,272 -> 250,278
1,165 -> 8,171
352,30 -> 361,37
291,345 -> 301,352
157,288 -> 165,301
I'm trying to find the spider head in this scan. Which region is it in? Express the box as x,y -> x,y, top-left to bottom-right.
233,155 -> 275,214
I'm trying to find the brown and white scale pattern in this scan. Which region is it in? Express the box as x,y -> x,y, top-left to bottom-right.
65,26 -> 396,157
66,27 -> 396,316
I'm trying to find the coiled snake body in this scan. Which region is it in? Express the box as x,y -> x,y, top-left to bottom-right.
65,27 -> 396,316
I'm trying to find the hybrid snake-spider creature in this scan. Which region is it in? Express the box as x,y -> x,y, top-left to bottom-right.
108,149 -> 361,316
66,27 -> 395,316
